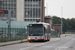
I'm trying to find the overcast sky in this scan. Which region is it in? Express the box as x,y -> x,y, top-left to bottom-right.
45,0 -> 75,19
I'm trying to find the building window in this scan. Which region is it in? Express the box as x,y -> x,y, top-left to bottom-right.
0,0 -> 16,21
25,0 -> 41,7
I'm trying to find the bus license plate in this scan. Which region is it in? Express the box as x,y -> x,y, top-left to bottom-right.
35,37 -> 37,40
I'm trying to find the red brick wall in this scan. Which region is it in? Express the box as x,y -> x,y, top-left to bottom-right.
52,25 -> 61,33
52,24 -> 61,37
41,0 -> 44,22
44,17 -> 52,28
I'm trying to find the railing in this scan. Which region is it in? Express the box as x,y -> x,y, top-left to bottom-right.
0,27 -> 27,42
51,30 -> 58,37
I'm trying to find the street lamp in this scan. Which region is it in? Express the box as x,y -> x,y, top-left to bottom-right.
61,7 -> 63,34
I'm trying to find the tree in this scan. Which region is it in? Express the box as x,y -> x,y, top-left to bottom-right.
51,15 -> 75,32
52,16 -> 61,24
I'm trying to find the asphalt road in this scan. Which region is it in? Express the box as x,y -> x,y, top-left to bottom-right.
0,34 -> 75,50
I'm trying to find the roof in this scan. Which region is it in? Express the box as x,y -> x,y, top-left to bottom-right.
29,22 -> 50,29
32,22 -> 49,25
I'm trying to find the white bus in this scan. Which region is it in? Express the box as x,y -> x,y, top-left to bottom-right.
27,22 -> 51,42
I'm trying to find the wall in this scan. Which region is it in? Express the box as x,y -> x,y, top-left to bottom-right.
16,0 -> 24,21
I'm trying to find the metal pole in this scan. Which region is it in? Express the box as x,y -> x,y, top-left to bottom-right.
46,3 -> 48,16
8,10 -> 11,39
61,7 -> 63,34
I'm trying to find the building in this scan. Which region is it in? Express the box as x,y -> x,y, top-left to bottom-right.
52,24 -> 61,32
0,0 -> 44,22
52,24 -> 61,37
0,0 -> 16,21
44,17 -> 52,29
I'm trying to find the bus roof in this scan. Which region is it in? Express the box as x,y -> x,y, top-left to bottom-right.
29,22 -> 50,29
32,22 -> 49,25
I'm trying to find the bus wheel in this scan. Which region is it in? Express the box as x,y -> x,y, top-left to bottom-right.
43,39 -> 46,42
48,39 -> 50,41
29,41 -> 32,43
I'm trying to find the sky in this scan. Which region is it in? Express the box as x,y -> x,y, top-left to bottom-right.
45,0 -> 75,19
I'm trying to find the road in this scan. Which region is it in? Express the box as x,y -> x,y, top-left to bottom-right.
0,34 -> 75,50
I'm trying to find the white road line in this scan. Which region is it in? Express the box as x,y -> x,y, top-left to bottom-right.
55,39 -> 73,50
42,46 -> 68,48
20,43 -> 46,50
42,46 -> 57,48
20,38 -> 61,50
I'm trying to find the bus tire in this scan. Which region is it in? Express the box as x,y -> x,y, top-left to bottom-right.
29,41 -> 32,43
48,39 -> 50,41
43,38 -> 46,42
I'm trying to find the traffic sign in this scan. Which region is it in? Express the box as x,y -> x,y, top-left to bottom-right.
0,10 -> 8,14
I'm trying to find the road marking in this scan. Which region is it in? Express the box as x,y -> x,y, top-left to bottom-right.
20,38 -> 61,50
42,46 -> 68,48
55,39 -> 73,50
55,34 -> 75,50
42,46 -> 57,48
20,43 -> 47,50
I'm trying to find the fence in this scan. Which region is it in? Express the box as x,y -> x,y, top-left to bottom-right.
51,30 -> 58,37
0,21 -> 35,42
0,27 -> 27,42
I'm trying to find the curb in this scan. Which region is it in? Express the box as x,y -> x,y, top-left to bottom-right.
0,39 -> 27,47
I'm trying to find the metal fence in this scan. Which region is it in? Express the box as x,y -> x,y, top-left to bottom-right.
0,27 -> 27,42
51,30 -> 58,37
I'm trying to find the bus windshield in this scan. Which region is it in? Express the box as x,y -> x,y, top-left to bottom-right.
28,24 -> 43,36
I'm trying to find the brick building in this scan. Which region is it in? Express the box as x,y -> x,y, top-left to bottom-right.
44,17 -> 52,28
52,24 -> 61,37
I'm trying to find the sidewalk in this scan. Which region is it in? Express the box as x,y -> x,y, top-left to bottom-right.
0,39 -> 27,47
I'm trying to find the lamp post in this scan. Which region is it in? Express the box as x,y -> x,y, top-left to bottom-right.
8,10 -> 11,36
46,3 -> 48,16
61,7 -> 63,34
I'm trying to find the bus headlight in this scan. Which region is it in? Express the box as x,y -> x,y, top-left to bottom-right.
28,37 -> 31,40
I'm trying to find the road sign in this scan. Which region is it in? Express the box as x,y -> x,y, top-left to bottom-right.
0,10 -> 8,14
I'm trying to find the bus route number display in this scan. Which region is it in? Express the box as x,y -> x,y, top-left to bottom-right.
0,10 -> 8,14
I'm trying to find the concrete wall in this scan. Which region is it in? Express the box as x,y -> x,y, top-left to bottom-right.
16,0 -> 24,21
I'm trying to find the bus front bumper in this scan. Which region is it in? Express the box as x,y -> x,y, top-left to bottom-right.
27,37 -> 45,41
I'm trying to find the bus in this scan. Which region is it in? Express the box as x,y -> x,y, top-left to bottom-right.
27,22 -> 51,42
